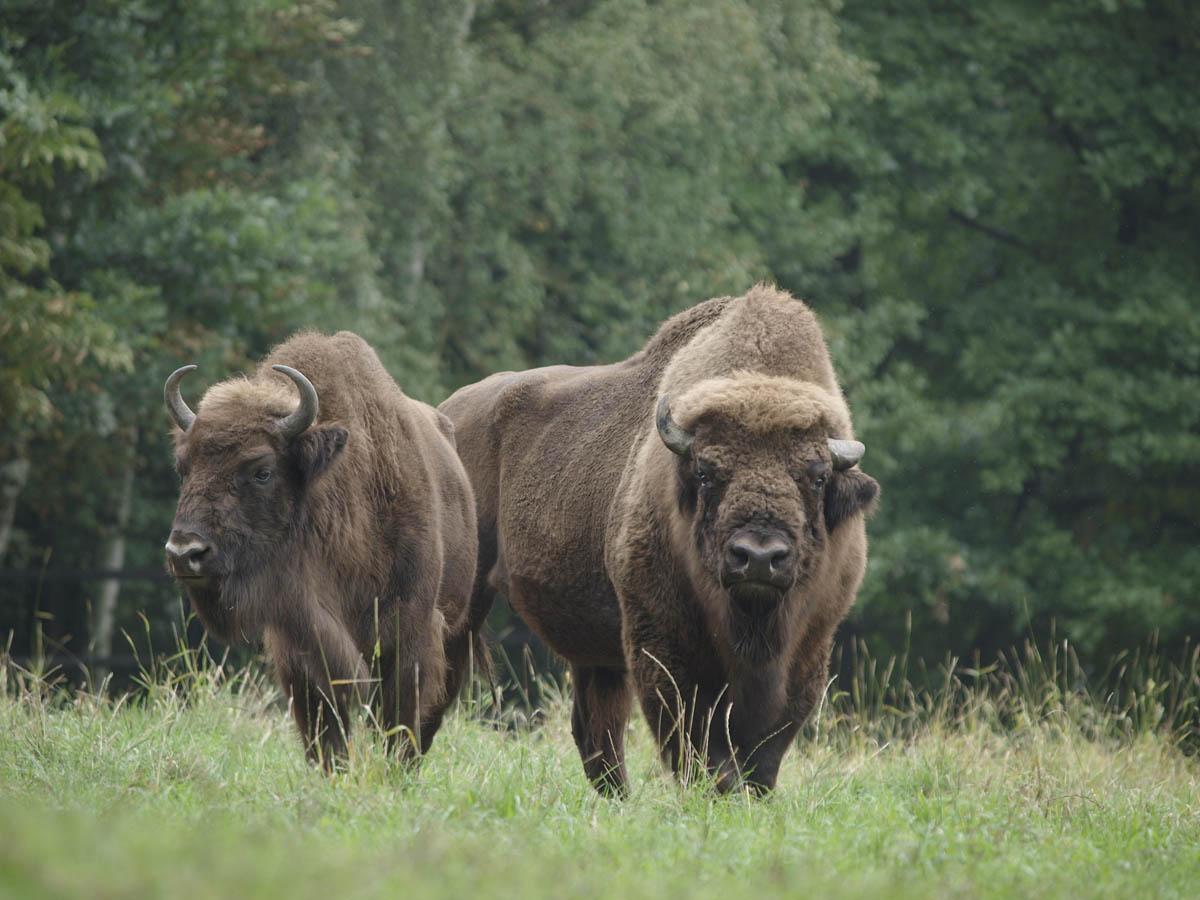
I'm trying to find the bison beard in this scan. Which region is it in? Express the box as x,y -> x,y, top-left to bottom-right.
179,579 -> 236,644
175,531 -> 270,645
164,331 -> 481,770
441,284 -> 879,796
727,583 -> 786,663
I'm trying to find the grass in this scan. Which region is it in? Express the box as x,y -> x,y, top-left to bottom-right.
1,635 -> 1198,900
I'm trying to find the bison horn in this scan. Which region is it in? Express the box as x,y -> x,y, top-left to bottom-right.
271,365 -> 320,439
164,365 -> 198,432
656,394 -> 694,456
828,438 -> 865,470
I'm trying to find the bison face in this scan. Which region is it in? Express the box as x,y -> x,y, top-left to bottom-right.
163,365 -> 347,641
658,395 -> 878,663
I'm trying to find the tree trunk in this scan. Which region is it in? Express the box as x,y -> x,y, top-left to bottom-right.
90,427 -> 137,686
0,455 -> 30,563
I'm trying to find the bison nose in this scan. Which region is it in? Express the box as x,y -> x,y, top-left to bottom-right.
724,534 -> 793,584
165,529 -> 212,574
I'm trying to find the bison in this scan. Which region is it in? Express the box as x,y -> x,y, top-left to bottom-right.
164,331 -> 481,768
440,284 -> 878,796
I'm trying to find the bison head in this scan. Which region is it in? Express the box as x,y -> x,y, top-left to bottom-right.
163,364 -> 347,641
656,377 -> 878,663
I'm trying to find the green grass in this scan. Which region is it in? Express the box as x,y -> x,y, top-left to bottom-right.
1,639 -> 1198,899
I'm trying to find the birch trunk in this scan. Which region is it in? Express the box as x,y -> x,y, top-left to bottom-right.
90,427 -> 137,684
0,455 -> 30,563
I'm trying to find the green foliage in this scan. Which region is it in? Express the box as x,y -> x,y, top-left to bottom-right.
0,34 -> 126,453
0,0 -> 379,644
827,0 -> 1200,666
1,0 -> 1197,674
432,0 -> 875,383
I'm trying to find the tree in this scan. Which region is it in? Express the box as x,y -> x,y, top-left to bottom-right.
1,0 -> 383,664
4,0 -> 1196,678
823,0 -> 1200,665
432,0 -> 873,386
0,30 -> 126,563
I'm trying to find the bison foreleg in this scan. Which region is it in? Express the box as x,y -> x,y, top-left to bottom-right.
569,664 -> 631,798
631,647 -> 738,791
268,619 -> 368,772
645,689 -> 740,792
284,666 -> 349,770
738,655 -> 831,793
422,624 -> 484,753
374,608 -> 450,760
377,649 -> 427,760
738,720 -> 801,794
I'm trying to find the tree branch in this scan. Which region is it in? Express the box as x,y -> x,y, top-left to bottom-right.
948,208 -> 1042,258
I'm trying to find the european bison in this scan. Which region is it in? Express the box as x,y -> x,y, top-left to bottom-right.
440,285 -> 878,795
164,331 -> 481,768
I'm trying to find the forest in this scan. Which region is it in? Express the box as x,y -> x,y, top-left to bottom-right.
2,0 -> 1198,681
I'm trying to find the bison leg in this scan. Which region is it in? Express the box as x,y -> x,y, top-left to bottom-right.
639,686 -> 740,791
630,646 -> 736,790
734,652 -> 830,792
375,614 -> 452,760
425,570 -> 497,748
739,720 -> 801,794
283,667 -> 349,770
377,647 -> 437,761
737,675 -> 824,793
268,621 -> 368,771
569,664 -> 631,798
743,655 -> 831,791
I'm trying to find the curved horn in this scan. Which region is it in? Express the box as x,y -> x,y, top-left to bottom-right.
164,365 -> 198,432
271,365 -> 319,440
656,394 -> 694,456
828,438 -> 865,471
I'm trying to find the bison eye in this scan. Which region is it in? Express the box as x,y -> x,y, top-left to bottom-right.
254,467 -> 273,484
813,474 -> 827,489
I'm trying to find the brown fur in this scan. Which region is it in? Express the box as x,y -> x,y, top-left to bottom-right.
440,285 -> 878,795
166,331 -> 480,768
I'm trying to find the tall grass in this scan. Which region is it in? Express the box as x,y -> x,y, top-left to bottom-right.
1,627 -> 1198,899
816,626 -> 1200,755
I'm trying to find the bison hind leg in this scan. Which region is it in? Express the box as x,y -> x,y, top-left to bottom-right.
570,664 -> 632,798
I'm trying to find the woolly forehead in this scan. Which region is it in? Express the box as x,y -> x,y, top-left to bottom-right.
669,375 -> 848,438
198,377 -> 302,422
174,378 -> 303,454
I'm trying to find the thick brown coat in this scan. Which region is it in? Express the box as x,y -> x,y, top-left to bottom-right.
166,331 -> 479,766
440,285 -> 878,794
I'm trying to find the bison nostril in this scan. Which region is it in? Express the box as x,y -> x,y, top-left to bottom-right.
726,545 -> 751,572
725,534 -> 793,584
166,532 -> 213,572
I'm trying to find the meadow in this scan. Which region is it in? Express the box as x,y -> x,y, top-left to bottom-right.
2,639 -> 1198,900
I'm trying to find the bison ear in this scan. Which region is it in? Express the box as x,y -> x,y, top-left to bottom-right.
824,469 -> 879,532
294,426 -> 348,483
